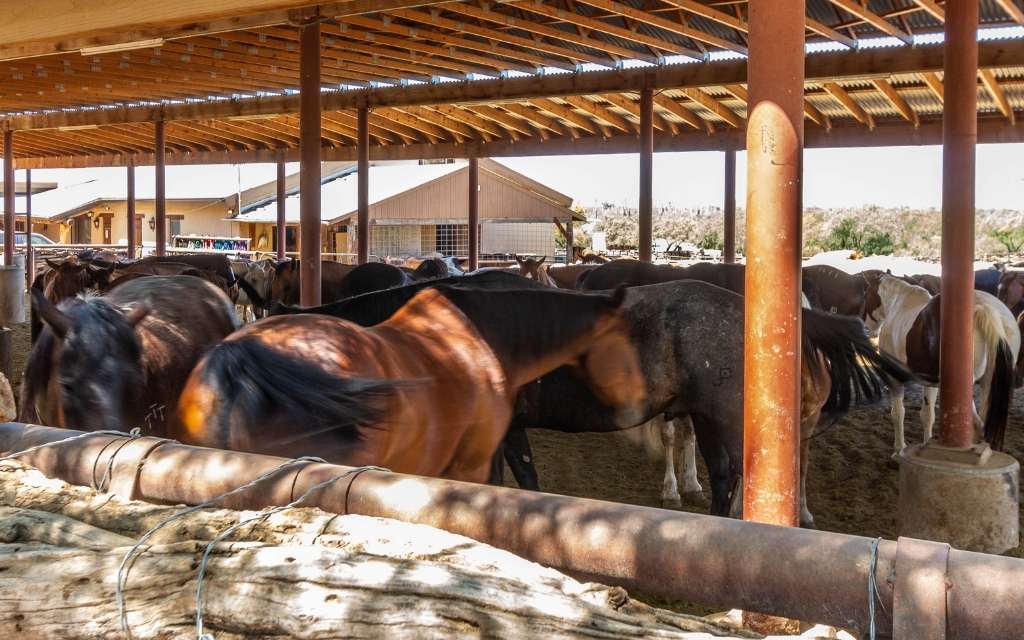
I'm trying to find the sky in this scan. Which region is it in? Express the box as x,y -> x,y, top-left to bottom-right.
18,143 -> 1024,212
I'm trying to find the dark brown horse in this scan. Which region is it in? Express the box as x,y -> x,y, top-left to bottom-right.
30,256 -> 97,342
802,264 -> 868,317
997,270 -> 1024,317
176,285 -> 646,483
21,275 -> 239,435
269,259 -> 358,306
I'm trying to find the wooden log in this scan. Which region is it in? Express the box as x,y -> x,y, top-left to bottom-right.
0,463 -> 758,639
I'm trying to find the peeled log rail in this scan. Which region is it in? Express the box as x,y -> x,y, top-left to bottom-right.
0,463 -> 755,640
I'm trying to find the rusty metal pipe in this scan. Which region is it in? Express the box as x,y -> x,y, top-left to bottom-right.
126,163 -> 136,260
3,423 -> 1024,638
638,86 -> 653,263
723,147 -> 737,264
938,0 -> 979,448
743,0 -> 805,528
357,106 -> 370,265
3,130 -> 13,265
24,168 -> 33,284
299,18 -> 322,305
467,156 -> 479,271
276,158 -> 287,260
154,120 -> 166,257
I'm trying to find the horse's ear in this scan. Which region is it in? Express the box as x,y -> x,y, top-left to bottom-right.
31,289 -> 70,338
537,256 -> 546,266
123,304 -> 150,327
607,285 -> 627,309
513,254 -> 523,265
44,258 -> 62,270
885,268 -> 892,275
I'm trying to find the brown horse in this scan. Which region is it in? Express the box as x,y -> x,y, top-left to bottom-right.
997,270 -> 1024,317
802,264 -> 868,317
21,275 -> 239,435
269,259 -> 357,305
514,255 -> 557,287
30,256 -> 98,342
176,285 -> 646,483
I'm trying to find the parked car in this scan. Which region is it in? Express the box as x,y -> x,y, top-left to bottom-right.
0,233 -> 55,246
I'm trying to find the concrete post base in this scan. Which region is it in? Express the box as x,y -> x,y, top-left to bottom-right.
899,442 -> 1019,554
0,256 -> 25,326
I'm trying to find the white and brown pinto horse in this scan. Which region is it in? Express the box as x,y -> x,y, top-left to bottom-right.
864,273 -> 1019,454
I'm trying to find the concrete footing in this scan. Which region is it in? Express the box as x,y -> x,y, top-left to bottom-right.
0,256 -> 24,326
899,442 -> 1019,554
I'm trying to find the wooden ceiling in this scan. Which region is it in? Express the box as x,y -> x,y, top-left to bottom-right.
2,1 -> 1023,167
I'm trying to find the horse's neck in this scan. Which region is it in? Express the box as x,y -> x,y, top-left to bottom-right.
883,280 -> 930,317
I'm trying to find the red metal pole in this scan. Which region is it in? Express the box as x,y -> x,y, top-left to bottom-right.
24,168 -> 33,284
638,86 -> 653,263
154,120 -> 166,256
743,0 -> 805,528
299,18 -> 322,306
126,163 -> 136,260
723,148 -> 737,264
276,158 -> 287,260
3,130 -> 13,265
468,157 -> 479,271
357,106 -> 369,265
938,0 -> 980,449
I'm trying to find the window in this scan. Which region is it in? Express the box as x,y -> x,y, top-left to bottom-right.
168,217 -> 182,238
435,224 -> 468,257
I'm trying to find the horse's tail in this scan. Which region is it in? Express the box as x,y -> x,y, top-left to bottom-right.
801,308 -> 913,421
983,338 -> 1013,451
236,276 -> 266,312
192,338 -> 404,447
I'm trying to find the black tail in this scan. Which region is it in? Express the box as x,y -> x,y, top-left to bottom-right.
984,338 -> 1014,451
801,308 -> 913,423
236,276 -> 267,311
198,339 -> 403,447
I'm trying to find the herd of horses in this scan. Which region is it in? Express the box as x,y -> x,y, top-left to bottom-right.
16,248 -> 1024,528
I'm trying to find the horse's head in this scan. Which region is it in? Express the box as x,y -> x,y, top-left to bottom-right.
998,271 -> 1024,315
43,256 -> 93,303
574,287 -> 647,428
514,255 -> 546,280
861,270 -> 885,333
31,289 -> 149,431
270,259 -> 296,304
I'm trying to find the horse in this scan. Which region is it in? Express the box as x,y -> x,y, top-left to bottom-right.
974,267 -> 1004,297
268,259 -> 358,306
497,280 -> 910,527
802,264 -> 868,316
408,256 -> 464,280
571,246 -> 610,264
997,270 -> 1024,317
31,256 -> 96,342
864,274 -> 1018,454
21,275 -> 239,435
175,285 -> 647,483
514,255 -> 557,287
551,264 -> 600,289
231,257 -> 276,321
334,261 -> 413,298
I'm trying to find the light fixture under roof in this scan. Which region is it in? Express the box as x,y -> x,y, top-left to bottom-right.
80,38 -> 164,56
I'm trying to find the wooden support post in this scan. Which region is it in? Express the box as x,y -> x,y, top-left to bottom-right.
299,17 -> 322,306
24,169 -> 33,284
276,158 -> 286,260
938,0 -> 979,449
565,216 -> 574,263
3,131 -> 13,265
126,163 -> 136,260
723,148 -> 737,264
468,157 -> 479,271
638,86 -> 654,263
154,120 -> 166,257
357,106 -> 369,265
743,0 -> 804,528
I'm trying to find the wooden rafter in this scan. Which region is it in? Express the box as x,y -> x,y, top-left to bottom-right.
602,93 -> 669,131
373,108 -> 448,143
826,0 -> 913,45
910,0 -> 945,21
431,105 -> 508,141
871,79 -> 919,127
804,17 -> 859,49
979,69 -> 1016,125
920,72 -> 944,104
684,88 -> 743,128
823,82 -> 875,129
562,96 -> 633,133
722,82 -> 825,128
994,0 -> 1024,25
652,93 -> 709,132
529,98 -> 598,134
499,103 -> 566,135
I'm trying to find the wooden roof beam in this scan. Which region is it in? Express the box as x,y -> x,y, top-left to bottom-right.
994,0 -> 1024,25
823,82 -> 875,129
804,18 -> 859,49
373,108 -> 448,143
602,93 -> 670,131
911,1 -> 945,22
568,0 -> 746,55
684,88 -> 743,128
871,78 -> 919,127
562,96 -> 634,133
920,71 -> 944,103
652,93 -> 710,132
980,69 -> 1017,125
431,105 -> 510,141
498,103 -> 567,135
723,83 -> 829,129
529,98 -> 598,135
463,105 -> 533,139
826,0 -> 913,45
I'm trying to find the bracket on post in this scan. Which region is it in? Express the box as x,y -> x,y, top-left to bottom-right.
892,536 -> 951,639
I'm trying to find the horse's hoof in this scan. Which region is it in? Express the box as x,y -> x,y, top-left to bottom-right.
682,491 -> 710,508
661,495 -> 682,509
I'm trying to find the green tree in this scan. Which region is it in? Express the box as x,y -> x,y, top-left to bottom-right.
989,227 -> 1024,255
698,230 -> 722,251
822,218 -> 864,252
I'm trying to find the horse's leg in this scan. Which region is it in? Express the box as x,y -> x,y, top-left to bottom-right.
502,426 -> 540,491
691,415 -> 734,518
656,415 -> 681,508
890,383 -> 906,458
676,415 -> 704,500
488,442 -> 505,486
799,414 -> 818,529
920,386 -> 938,444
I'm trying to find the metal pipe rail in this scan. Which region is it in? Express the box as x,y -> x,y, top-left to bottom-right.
0,423 -> 1021,639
